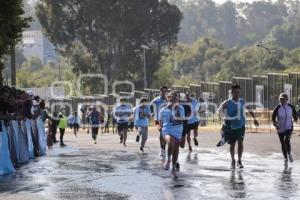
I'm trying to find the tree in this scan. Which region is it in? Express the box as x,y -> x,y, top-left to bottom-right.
219,1 -> 238,48
36,0 -> 182,92
269,20 -> 300,49
21,56 -> 43,72
0,0 -> 31,86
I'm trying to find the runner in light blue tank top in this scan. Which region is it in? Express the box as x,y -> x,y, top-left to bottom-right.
226,98 -> 245,129
218,84 -> 259,169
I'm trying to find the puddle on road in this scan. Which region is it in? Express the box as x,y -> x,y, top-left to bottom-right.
1,146 -> 300,200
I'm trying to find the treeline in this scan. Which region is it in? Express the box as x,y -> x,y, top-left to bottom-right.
152,0 -> 300,86
154,37 -> 300,87
172,0 -> 300,49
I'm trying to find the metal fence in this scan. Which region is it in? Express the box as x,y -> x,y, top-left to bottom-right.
252,75 -> 268,108
219,81 -> 232,104
189,84 -> 201,98
232,77 -> 253,103
48,72 -> 300,128
267,73 -> 289,109
289,73 -> 300,106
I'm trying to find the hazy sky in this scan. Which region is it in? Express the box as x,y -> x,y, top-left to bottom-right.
214,0 -> 268,4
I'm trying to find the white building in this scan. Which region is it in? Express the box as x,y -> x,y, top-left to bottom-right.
21,30 -> 57,64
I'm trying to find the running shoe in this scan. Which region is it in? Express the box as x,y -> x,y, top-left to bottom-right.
189,146 -> 193,152
140,147 -> 144,152
164,160 -> 171,170
171,166 -> 178,179
136,135 -> 140,142
160,149 -> 166,159
60,143 -> 67,147
231,160 -> 236,169
94,140 -> 97,144
193,138 -> 198,146
288,154 -> 293,162
284,159 -> 288,165
237,160 -> 244,168
175,162 -> 180,171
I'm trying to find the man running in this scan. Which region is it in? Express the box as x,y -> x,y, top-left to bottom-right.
151,86 -> 168,159
218,84 -> 259,169
159,91 -> 185,178
58,108 -> 67,147
272,93 -> 298,164
87,106 -> 101,144
134,97 -> 151,152
183,92 -> 202,152
113,97 -> 132,147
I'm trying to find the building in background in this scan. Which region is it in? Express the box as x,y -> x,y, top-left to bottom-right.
22,30 -> 57,64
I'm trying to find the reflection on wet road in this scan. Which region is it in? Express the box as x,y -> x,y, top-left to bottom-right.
0,146 -> 300,200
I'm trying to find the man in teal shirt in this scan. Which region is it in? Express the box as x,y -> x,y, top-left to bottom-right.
218,85 -> 259,169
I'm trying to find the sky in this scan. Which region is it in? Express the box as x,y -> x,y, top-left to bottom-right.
213,0 -> 273,4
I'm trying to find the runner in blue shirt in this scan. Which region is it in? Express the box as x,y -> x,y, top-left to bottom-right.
134,97 -> 151,152
113,97 -> 133,147
87,106 -> 101,144
182,92 -> 203,152
218,84 -> 259,169
159,90 -> 185,178
151,86 -> 168,159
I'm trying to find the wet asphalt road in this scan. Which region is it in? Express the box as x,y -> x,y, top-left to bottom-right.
0,134 -> 300,200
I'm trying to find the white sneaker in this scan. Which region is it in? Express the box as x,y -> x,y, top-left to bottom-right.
288,154 -> 293,162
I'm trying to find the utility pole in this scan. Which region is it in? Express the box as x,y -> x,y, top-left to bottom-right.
10,43 -> 16,86
141,44 -> 149,89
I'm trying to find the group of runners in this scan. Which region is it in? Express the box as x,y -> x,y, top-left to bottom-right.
1,84 -> 299,178
77,84 -> 299,178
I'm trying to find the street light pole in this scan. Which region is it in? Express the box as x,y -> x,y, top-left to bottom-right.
10,43 -> 16,86
143,47 -> 147,88
141,44 -> 149,89
58,54 -> 61,81
255,44 -> 277,53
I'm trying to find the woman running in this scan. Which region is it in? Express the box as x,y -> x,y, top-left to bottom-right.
159,91 -> 185,178
272,93 -> 298,164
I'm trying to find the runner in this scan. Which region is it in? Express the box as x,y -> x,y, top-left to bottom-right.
218,84 -> 259,169
86,106 -> 93,134
58,108 -> 67,147
113,97 -> 132,147
87,106 -> 101,144
183,92 -> 202,152
151,86 -> 168,159
68,111 -> 81,137
272,93 -> 298,164
179,93 -> 191,153
159,91 -> 185,178
134,97 -> 151,152
296,96 -> 300,136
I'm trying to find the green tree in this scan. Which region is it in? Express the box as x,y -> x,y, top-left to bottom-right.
0,0 -> 31,86
36,0 -> 182,92
21,56 -> 43,72
219,1 -> 238,48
